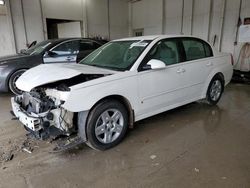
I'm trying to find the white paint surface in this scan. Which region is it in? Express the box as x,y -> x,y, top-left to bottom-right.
58,22 -> 81,38
15,36 -> 233,122
0,5 -> 15,56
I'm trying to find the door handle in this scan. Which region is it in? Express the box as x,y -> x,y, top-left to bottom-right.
176,68 -> 186,73
66,56 -> 74,61
206,62 -> 213,66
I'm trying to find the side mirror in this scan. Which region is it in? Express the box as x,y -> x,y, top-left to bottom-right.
20,49 -> 26,54
44,51 -> 58,57
144,59 -> 166,70
28,41 -> 37,48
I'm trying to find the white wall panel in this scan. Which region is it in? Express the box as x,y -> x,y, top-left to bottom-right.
42,0 -> 83,21
164,0 -> 182,34
3,0 -> 250,58
208,0 -> 223,47
86,0 -> 109,38
58,22 -> 81,38
192,0 -> 211,40
10,0 -> 27,51
221,0 -> 241,53
132,0 -> 162,34
2,0 -> 128,57
0,4 -> 15,55
182,0 -> 193,35
109,0 -> 128,39
22,0 -> 44,44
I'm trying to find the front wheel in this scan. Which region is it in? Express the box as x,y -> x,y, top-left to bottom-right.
206,75 -> 224,105
85,100 -> 128,150
8,69 -> 26,95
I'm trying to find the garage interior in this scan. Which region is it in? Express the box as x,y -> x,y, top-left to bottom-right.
0,0 -> 250,187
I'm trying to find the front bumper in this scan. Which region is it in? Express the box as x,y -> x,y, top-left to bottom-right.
0,75 -> 8,92
11,97 -> 42,131
0,66 -> 12,92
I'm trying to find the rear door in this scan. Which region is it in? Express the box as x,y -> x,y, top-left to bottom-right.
43,40 -> 80,63
177,38 -> 214,99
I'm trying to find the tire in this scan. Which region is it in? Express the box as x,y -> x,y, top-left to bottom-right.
85,100 -> 128,150
9,69 -> 26,95
206,75 -> 224,105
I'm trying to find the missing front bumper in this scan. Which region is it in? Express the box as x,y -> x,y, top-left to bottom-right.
11,96 -> 75,140
11,96 -> 88,151
11,97 -> 42,132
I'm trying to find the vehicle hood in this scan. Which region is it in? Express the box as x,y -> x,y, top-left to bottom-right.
0,54 -> 28,64
16,63 -> 117,91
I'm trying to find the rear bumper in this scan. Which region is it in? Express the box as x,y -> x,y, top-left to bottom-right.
11,97 -> 42,131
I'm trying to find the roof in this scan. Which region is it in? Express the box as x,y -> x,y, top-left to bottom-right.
113,35 -> 196,41
45,38 -> 108,44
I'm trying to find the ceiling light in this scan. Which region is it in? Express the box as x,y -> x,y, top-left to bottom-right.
0,0 -> 5,5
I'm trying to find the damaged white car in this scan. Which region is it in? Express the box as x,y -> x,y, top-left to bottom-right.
11,35 -> 233,151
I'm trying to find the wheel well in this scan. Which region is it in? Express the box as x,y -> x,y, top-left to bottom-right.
213,72 -> 225,90
207,72 -> 225,94
215,72 -> 225,84
7,68 -> 27,90
90,95 -> 135,128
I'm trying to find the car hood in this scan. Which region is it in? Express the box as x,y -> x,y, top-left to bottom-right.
0,54 -> 28,64
16,63 -> 117,92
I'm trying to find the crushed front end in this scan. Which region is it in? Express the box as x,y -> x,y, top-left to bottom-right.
11,88 -> 75,140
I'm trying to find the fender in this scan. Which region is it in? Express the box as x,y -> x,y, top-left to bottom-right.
201,55 -> 232,98
62,75 -> 139,113
201,69 -> 224,98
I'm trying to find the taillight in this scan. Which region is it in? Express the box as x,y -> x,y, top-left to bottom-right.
230,54 -> 234,66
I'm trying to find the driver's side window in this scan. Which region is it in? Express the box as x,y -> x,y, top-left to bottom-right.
149,40 -> 180,65
51,40 -> 79,55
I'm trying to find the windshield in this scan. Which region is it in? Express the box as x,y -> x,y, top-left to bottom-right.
24,40 -> 52,55
79,40 -> 152,71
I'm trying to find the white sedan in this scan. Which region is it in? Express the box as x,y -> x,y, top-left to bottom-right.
11,35 -> 233,150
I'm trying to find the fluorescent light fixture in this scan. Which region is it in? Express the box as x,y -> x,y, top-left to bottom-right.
0,0 -> 5,5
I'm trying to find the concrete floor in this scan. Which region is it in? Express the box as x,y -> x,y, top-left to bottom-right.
0,83 -> 249,188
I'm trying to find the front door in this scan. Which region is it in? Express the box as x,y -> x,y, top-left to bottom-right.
43,40 -> 80,64
137,39 -> 187,117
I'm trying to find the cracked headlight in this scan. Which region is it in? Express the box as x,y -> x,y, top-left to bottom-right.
45,89 -> 70,102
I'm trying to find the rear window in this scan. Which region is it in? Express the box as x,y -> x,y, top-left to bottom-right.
182,39 -> 213,61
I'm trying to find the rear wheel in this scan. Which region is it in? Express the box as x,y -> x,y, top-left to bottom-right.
8,69 -> 26,95
85,100 -> 128,150
206,75 -> 224,105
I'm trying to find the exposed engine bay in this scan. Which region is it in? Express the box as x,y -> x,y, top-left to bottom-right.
14,89 -> 75,140
12,74 -> 106,140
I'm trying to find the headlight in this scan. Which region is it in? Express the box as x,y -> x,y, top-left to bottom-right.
45,89 -> 70,102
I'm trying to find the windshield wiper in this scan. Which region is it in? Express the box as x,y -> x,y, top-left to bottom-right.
87,64 -> 122,71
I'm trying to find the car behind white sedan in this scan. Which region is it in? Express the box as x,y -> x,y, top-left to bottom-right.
11,35 -> 233,150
